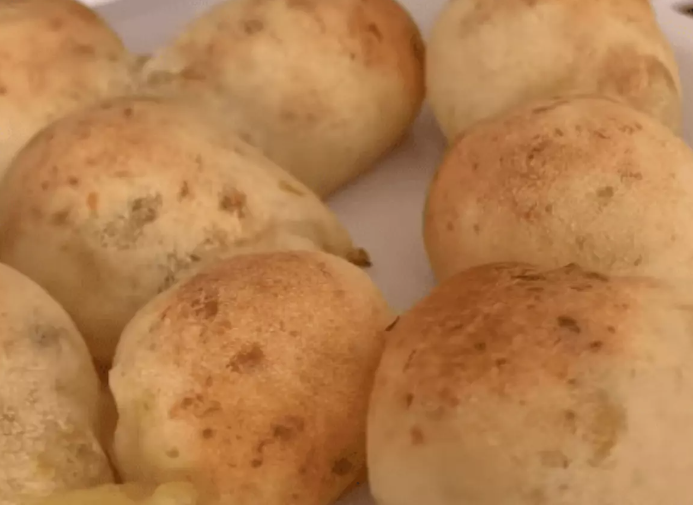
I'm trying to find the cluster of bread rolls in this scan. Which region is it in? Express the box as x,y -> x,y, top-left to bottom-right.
0,0 -> 691,504
422,0 -> 689,282
0,0 -> 419,503
368,1 -> 693,505
0,97 -> 367,367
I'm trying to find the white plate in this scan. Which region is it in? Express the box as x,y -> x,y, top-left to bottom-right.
87,0 -> 693,503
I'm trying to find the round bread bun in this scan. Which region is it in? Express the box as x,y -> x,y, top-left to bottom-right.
0,0 -> 137,176
139,0 -> 425,197
368,262 -> 693,505
427,0 -> 681,140
424,95 -> 693,282
21,482 -> 200,505
0,96 -> 364,369
110,250 -> 394,505
0,263 -> 113,503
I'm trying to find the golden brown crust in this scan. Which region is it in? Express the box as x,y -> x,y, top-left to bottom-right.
0,0 -> 136,176
111,251 -> 393,505
0,96 -> 358,366
424,95 -> 693,282
379,263 -> 642,399
140,0 -> 425,196
368,262 -> 693,505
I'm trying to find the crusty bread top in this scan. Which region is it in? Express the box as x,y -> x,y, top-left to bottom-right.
377,262 -> 663,398
424,95 -> 693,281
144,0 -> 424,100
426,0 -> 681,138
368,262 -> 693,505
115,250 -> 391,372
0,0 -> 136,172
111,251 -> 393,503
0,0 -> 130,80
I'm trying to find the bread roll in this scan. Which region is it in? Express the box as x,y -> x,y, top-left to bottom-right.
0,96 -> 364,368
424,95 -> 693,282
0,263 -> 113,504
110,251 -> 394,505
140,0 -> 425,197
368,262 -> 693,505
427,0 -> 681,140
0,0 -> 136,177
